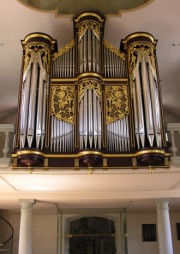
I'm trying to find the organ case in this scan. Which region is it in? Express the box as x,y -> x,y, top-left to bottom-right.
12,12 -> 170,169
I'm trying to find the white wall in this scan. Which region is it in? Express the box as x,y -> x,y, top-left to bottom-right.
127,213 -> 159,254
170,212 -> 180,254
127,212 -> 180,254
32,214 -> 57,254
1,211 -> 57,254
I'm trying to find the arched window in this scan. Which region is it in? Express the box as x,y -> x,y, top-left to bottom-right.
68,217 -> 116,254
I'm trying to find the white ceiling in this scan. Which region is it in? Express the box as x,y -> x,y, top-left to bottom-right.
0,0 -> 180,214
0,166 -> 180,213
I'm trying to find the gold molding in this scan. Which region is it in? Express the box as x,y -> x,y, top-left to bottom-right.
122,33 -> 157,45
51,77 -> 128,83
12,149 -> 170,159
74,12 -> 104,23
78,151 -> 104,157
135,149 -> 168,157
22,33 -> 56,45
78,72 -> 102,80
14,150 -> 45,157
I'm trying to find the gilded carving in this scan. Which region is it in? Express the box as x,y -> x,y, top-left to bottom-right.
78,20 -> 100,40
24,43 -> 51,73
105,85 -> 128,125
51,85 -> 75,124
53,40 -> 75,60
78,79 -> 102,101
104,40 -> 125,60
128,42 -> 156,77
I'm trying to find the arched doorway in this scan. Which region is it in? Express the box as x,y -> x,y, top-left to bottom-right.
69,217 -> 116,254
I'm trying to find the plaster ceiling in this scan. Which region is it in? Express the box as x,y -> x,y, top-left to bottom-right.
0,0 -> 180,214
17,0 -> 153,15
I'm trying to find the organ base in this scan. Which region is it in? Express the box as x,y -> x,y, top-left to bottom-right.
12,149 -> 170,170
16,148 -> 44,167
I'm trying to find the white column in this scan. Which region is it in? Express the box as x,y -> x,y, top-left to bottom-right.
18,199 -> 36,254
156,199 -> 174,254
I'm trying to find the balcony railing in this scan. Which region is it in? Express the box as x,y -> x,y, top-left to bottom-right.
0,124 -> 15,168
167,123 -> 180,167
0,123 -> 179,168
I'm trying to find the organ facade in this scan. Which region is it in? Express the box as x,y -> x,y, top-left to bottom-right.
12,12 -> 170,170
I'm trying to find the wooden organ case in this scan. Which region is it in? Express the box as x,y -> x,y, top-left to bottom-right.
12,12 -> 170,170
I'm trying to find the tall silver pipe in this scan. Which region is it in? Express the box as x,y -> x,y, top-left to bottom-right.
97,98 -> 101,149
141,55 -> 154,147
36,68 -> 45,149
79,98 -> 83,149
20,68 -> 31,148
59,119 -> 62,152
88,89 -> 93,147
88,29 -> 92,71
135,63 -> 145,148
92,32 -> 96,72
27,55 -> 39,147
93,90 -> 98,148
148,67 -> 162,147
83,32 -> 87,72
41,81 -> 47,149
83,90 -> 88,148
132,80 -> 140,149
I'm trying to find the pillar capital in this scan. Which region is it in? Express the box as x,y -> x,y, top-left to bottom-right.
155,199 -> 170,210
19,199 -> 36,209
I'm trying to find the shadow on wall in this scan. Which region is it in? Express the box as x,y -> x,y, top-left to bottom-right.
0,108 -> 17,124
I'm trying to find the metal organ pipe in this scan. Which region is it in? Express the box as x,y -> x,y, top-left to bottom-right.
141,54 -> 154,147
103,41 -> 127,78
53,40 -> 75,78
20,68 -> 31,148
79,24 -> 100,73
13,15 -> 170,170
19,46 -> 51,150
51,42 -> 76,153
78,82 -> 102,150
27,55 -> 38,147
148,64 -> 162,147
122,33 -> 165,151
134,62 -> 145,148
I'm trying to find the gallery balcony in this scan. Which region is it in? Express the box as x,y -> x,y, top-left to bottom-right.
0,123 -> 179,169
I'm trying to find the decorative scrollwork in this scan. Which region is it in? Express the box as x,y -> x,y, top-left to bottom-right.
105,85 -> 129,125
104,40 -> 125,60
128,42 -> 156,76
51,85 -> 75,124
24,43 -> 51,73
78,20 -> 100,40
53,40 -> 75,60
78,79 -> 102,101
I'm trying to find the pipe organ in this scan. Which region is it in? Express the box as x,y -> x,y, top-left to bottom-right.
12,12 -> 170,169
